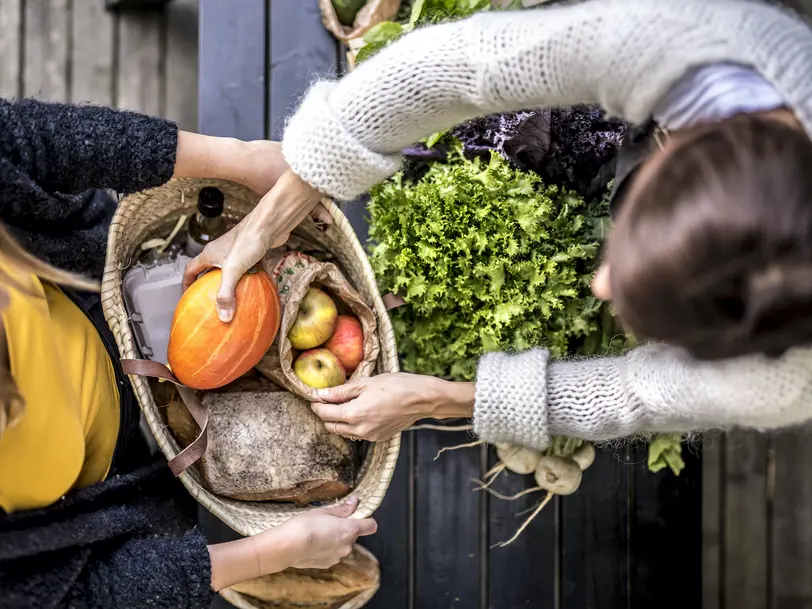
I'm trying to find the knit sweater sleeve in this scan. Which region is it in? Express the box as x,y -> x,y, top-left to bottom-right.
0,98 -> 178,195
67,531 -> 215,609
282,0 -> 812,201
473,345 -> 812,451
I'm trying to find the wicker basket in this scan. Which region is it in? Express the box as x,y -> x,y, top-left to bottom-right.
219,545 -> 380,609
102,178 -> 400,535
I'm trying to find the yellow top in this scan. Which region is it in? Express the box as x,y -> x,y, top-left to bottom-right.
0,266 -> 120,513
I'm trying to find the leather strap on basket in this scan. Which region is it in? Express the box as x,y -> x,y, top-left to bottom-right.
382,293 -> 406,311
120,359 -> 208,477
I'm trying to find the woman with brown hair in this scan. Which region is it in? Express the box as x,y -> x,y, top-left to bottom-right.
189,0 -> 812,450
0,99 -> 376,609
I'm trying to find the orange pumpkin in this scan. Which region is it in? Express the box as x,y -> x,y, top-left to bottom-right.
167,268 -> 281,390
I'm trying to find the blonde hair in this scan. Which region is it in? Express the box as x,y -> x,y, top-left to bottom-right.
0,221 -> 98,438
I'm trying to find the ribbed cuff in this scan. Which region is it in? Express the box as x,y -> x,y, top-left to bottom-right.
282,81 -> 402,201
473,350 -> 551,451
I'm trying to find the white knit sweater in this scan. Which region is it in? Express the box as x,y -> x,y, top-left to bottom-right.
281,0 -> 812,451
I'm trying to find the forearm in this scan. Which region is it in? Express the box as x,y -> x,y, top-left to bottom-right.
208,529 -> 292,592
281,0 -> 689,201
471,343 -> 812,453
174,132 -> 263,186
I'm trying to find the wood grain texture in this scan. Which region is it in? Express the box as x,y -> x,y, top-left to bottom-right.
723,431 -> 769,609
771,427 -> 812,609
702,434 -> 723,609
561,448 -> 629,609
70,0 -> 115,104
164,0 -> 197,131
0,0 -> 22,98
197,0 -> 265,139
488,445 -> 556,609
414,431 -> 483,609
117,8 -> 163,114
360,433 -> 414,609
267,0 -> 339,140
23,0 -> 69,100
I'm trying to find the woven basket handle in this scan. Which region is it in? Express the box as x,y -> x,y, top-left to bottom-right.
121,359 -> 208,477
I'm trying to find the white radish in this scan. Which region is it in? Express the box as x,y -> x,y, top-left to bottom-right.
433,439 -> 484,461
495,444 -> 543,475
571,442 -> 596,471
534,455 -> 582,496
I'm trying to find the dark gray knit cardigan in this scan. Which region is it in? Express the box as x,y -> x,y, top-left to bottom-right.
0,98 -> 215,609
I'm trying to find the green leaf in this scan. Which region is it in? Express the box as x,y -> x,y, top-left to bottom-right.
363,20 -> 404,44
409,0 -> 426,24
647,434 -> 685,476
424,130 -> 446,148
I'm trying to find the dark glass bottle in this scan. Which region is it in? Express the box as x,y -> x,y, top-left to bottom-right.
185,186 -> 227,257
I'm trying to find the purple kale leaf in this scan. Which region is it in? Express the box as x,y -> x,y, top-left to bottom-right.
403,105 -> 627,199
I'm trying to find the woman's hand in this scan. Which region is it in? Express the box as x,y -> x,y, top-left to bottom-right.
266,496 -> 377,569
311,373 -> 476,442
208,496 -> 377,592
182,169 -> 325,321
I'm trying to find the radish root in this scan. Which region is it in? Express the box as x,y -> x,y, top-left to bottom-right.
472,481 -> 542,501
492,491 -> 555,548
433,440 -> 484,460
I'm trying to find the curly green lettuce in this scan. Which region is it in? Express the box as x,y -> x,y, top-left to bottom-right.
369,143 -> 609,381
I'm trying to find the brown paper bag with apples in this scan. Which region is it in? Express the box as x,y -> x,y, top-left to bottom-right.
256,252 -> 380,401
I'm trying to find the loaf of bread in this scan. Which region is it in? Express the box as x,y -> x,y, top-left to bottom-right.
225,545 -> 380,609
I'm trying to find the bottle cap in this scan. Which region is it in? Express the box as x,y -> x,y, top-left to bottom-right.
197,187 -> 224,218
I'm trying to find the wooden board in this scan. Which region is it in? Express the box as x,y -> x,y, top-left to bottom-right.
488,445 -> 556,609
164,0 -> 198,131
722,431 -> 769,609
414,431 -> 484,609
701,434 -> 723,609
117,8 -> 163,114
23,0 -> 69,100
0,0 -> 22,98
198,0 -> 265,140
771,426 -> 812,609
71,0 -> 115,105
560,447 -> 629,609
267,0 -> 339,140
631,442 -> 702,609
359,433 -> 414,609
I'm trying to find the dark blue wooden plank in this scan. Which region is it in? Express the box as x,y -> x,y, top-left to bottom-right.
560,447 -> 630,609
360,434 -> 414,609
198,0 -> 266,140
415,431 -> 483,609
268,0 -> 339,140
631,443 -> 702,609
487,446 -> 556,609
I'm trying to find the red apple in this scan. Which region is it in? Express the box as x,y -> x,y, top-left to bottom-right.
324,315 -> 364,374
293,348 -> 346,389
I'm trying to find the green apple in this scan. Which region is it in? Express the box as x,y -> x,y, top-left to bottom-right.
288,287 -> 338,350
293,348 -> 347,389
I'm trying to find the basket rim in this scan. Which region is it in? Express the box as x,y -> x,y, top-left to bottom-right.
101,179 -> 401,535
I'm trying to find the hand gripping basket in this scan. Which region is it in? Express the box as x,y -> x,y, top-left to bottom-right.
101,178 -> 400,535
